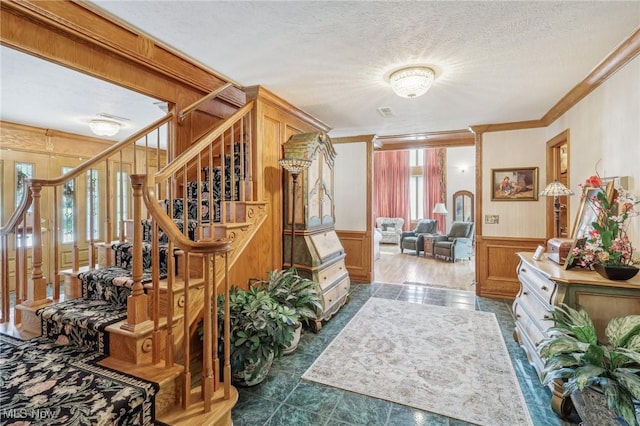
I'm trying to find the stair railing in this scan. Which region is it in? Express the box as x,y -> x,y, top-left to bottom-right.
0,113 -> 173,327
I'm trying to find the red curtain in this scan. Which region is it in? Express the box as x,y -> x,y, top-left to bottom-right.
423,148 -> 446,233
373,150 -> 411,230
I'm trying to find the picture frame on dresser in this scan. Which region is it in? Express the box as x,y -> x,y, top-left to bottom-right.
564,237 -> 587,270
570,181 -> 615,240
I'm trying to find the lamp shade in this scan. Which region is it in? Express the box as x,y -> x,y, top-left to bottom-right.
89,119 -> 121,137
539,181 -> 574,197
432,203 -> 448,214
389,67 -> 435,98
279,158 -> 311,176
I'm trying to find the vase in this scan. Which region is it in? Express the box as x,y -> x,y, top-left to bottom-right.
283,322 -> 302,355
231,352 -> 274,387
592,263 -> 639,281
570,387 -> 622,426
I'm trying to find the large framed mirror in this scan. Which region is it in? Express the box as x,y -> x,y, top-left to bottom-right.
453,190 -> 474,222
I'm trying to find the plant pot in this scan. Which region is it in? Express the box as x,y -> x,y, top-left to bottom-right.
231,352 -> 274,387
571,387 -> 620,426
283,322 -> 302,355
593,263 -> 639,281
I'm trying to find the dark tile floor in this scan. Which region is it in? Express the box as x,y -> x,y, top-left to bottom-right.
231,282 -> 578,426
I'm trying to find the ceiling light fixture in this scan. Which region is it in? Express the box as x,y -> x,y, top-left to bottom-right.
89,119 -> 121,137
389,66 -> 436,98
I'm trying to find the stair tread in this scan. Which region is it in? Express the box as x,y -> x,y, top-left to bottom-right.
98,357 -> 183,383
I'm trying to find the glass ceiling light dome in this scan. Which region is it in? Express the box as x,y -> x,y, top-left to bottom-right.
89,119 -> 121,137
389,67 -> 436,98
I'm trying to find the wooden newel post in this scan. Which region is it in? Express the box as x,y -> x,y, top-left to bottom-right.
122,175 -> 149,330
23,181 -> 48,307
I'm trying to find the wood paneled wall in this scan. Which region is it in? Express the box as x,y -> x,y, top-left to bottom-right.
475,236 -> 545,299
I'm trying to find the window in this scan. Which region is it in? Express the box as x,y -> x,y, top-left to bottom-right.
15,162 -> 33,208
116,170 -> 129,236
86,169 -> 99,240
409,149 -> 424,221
62,167 -> 75,244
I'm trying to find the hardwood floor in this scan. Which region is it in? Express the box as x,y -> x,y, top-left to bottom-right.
374,243 -> 475,291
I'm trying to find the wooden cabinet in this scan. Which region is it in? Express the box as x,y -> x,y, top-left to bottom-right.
513,252 -> 640,417
282,132 -> 350,331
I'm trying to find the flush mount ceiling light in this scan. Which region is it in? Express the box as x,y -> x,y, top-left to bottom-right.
89,119 -> 121,137
389,66 -> 436,98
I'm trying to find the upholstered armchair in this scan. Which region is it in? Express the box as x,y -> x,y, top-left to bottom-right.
375,217 -> 404,244
433,221 -> 475,262
400,219 -> 438,255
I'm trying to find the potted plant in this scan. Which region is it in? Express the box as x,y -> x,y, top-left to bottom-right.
538,303 -> 640,426
252,267 -> 323,354
218,285 -> 298,386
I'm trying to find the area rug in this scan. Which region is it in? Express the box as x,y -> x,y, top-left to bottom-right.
302,298 -> 533,426
0,333 -> 159,425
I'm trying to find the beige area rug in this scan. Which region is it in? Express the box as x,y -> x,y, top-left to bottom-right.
302,298 -> 533,426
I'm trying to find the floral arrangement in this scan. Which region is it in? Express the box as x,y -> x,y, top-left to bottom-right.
571,175 -> 639,268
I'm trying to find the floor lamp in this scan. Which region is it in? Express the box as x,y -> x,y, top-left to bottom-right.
539,181 -> 574,238
279,158 -> 312,269
432,203 -> 448,234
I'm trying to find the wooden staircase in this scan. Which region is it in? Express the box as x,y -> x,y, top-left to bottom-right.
0,88 -> 265,425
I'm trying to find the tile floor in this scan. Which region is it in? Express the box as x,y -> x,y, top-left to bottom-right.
231,282 -> 578,426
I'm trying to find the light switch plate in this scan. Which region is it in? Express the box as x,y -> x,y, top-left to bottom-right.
485,214 -> 499,224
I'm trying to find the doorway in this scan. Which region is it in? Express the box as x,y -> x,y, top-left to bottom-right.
545,130 -> 570,238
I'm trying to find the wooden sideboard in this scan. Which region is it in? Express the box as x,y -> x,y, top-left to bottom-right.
513,252 -> 640,417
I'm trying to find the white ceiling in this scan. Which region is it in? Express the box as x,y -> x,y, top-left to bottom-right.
1,2 -> 639,142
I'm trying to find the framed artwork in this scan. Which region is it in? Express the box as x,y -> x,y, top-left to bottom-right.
570,181 -> 615,240
564,237 -> 587,270
491,167 -> 539,201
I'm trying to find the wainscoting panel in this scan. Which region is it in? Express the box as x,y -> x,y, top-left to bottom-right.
476,236 -> 545,299
336,230 -> 372,283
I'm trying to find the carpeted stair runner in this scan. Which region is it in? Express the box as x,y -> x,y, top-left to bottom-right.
0,333 -> 160,425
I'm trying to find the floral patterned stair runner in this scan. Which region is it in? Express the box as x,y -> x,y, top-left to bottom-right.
0,333 -> 160,425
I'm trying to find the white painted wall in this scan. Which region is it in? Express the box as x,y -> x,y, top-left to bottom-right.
482,128 -> 548,237
334,142 -> 367,231
482,55 -> 639,249
547,55 -> 640,249
444,145 -> 475,231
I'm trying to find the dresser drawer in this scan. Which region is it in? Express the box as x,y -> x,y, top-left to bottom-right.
318,259 -> 347,291
517,283 -> 554,330
322,276 -> 350,314
517,261 -> 557,304
514,301 -> 547,349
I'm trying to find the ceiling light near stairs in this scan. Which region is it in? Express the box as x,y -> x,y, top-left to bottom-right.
89,119 -> 121,137
389,66 -> 436,98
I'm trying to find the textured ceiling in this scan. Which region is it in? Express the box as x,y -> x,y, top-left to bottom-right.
1,2 -> 639,142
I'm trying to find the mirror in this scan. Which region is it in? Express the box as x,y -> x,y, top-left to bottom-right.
453,190 -> 474,222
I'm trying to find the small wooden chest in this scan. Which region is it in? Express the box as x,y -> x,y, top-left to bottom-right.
546,238 -> 573,264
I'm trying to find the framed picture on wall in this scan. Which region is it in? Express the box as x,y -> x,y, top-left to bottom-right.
570,181 -> 615,240
491,167 -> 539,201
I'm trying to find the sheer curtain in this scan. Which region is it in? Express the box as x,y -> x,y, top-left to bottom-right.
373,150 -> 410,230
423,148 -> 446,233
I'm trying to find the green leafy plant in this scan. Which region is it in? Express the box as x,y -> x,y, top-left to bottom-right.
218,286 -> 298,383
538,303 -> 640,426
251,267 -> 323,326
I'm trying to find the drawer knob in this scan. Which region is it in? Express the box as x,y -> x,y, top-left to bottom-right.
323,276 -> 327,280
543,314 -> 551,320
523,291 -> 528,295
541,285 -> 548,291
522,268 -> 527,273
516,314 -> 521,319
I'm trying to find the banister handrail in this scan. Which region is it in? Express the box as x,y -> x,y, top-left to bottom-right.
48,114 -> 173,186
133,174 -> 232,254
0,182 -> 33,235
179,83 -> 234,125
156,101 -> 254,182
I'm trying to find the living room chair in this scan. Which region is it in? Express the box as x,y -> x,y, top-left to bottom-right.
400,219 -> 438,255
433,221 -> 475,262
375,217 -> 404,245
